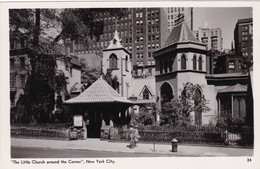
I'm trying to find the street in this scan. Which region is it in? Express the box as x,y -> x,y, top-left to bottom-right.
11,146 -> 175,158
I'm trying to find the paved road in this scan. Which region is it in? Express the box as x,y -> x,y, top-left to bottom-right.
11,146 -> 176,158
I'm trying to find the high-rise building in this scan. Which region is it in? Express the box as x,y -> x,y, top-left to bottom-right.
192,25 -> 223,51
71,8 -> 169,77
166,7 -> 193,32
234,18 -> 253,60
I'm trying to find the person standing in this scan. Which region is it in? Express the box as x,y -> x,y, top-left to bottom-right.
133,125 -> 140,147
128,124 -> 135,148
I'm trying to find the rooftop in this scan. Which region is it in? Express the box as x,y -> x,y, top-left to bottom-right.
164,22 -> 198,47
65,77 -> 132,104
218,83 -> 247,93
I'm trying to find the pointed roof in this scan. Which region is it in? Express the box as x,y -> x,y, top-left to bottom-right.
106,30 -> 123,49
164,22 -> 197,46
218,84 -> 247,93
65,77 -> 132,104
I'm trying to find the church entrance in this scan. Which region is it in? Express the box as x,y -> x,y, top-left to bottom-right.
160,82 -> 174,107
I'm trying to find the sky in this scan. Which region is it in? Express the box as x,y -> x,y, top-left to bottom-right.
193,7 -> 252,50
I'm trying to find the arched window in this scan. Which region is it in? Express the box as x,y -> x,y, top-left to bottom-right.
194,88 -> 202,126
198,56 -> 202,71
160,58 -> 163,74
109,54 -> 117,69
164,58 -> 168,73
160,82 -> 174,107
181,54 -> 186,70
143,88 -> 150,100
169,57 -> 173,72
193,55 -> 197,70
125,55 -> 128,71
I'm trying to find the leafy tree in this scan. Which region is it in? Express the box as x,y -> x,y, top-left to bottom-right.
9,8 -> 127,123
132,105 -> 157,126
80,58 -> 101,86
160,83 -> 211,127
103,70 -> 119,91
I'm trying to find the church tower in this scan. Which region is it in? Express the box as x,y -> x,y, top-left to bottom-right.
102,30 -> 132,98
154,19 -> 209,125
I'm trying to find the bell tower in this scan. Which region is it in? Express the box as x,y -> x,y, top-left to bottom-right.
102,30 -> 132,98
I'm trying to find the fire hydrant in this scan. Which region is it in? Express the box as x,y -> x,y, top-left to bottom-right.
171,138 -> 178,152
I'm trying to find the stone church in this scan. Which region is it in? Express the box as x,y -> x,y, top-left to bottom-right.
154,20 -> 253,126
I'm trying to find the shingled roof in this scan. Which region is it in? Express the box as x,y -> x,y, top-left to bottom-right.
65,77 -> 132,104
218,83 -> 247,93
164,22 -> 197,46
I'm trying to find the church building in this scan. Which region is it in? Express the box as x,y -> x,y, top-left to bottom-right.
154,18 -> 253,126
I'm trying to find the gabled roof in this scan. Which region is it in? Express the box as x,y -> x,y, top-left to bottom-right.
130,76 -> 155,97
139,85 -> 153,97
164,22 -> 197,46
65,77 -> 131,104
218,83 -> 247,93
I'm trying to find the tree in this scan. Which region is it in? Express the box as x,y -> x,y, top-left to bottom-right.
131,105 -> 157,126
80,58 -> 101,86
160,83 -> 211,127
9,8 -> 127,123
103,70 -> 119,91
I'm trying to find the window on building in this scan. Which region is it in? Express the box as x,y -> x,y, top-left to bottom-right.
181,54 -> 187,70
239,60 -> 242,69
109,54 -> 117,69
160,59 -> 163,74
10,73 -> 16,87
10,40 -> 15,49
20,57 -> 25,69
143,88 -> 150,100
20,74 -> 25,87
233,96 -> 247,119
136,13 -> 139,18
10,58 -> 15,70
194,88 -> 202,125
198,56 -> 202,71
193,55 -> 197,70
125,55 -> 128,71
164,58 -> 168,73
169,57 -> 173,72
140,12 -> 143,17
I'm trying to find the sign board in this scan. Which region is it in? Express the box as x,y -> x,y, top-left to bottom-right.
73,115 -> 83,127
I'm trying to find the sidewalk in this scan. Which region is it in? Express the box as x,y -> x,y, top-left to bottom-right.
11,138 -> 253,157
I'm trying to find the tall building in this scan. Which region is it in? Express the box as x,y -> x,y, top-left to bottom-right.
193,25 -> 223,51
71,8 -> 169,78
166,7 -> 193,32
234,18 -> 253,60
